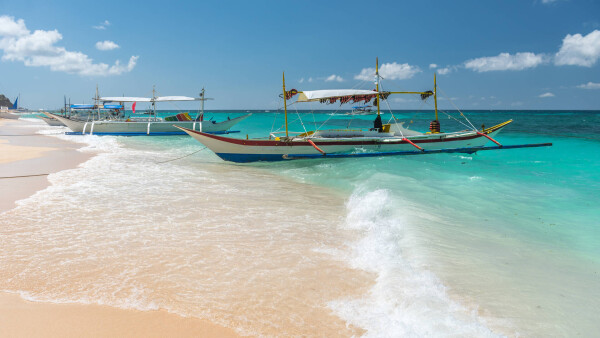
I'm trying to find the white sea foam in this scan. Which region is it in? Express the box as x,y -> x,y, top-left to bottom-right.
329,188 -> 499,337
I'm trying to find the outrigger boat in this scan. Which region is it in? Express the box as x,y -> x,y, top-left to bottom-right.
47,88 -> 251,136
176,59 -> 551,163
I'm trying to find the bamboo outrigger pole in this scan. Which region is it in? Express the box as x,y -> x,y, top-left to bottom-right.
283,72 -> 288,137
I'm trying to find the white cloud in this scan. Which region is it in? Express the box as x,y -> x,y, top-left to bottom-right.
0,16 -> 138,76
0,16 -> 28,36
93,20 -> 111,30
554,30 -> 600,67
541,0 -> 560,3
325,74 -> 343,82
577,81 -> 600,89
539,92 -> 555,98
355,62 -> 421,81
298,77 -> 304,83
429,63 -> 437,69
95,40 -> 119,51
308,77 -> 313,82
437,66 -> 453,75
464,52 -> 546,72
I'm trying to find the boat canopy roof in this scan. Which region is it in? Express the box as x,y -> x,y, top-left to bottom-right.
100,97 -> 152,102
296,89 -> 378,102
100,96 -> 201,102
70,104 -> 95,109
70,104 -> 124,109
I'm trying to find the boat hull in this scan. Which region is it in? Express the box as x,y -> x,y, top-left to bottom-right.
47,113 -> 251,135
39,115 -> 65,126
175,121 -> 511,163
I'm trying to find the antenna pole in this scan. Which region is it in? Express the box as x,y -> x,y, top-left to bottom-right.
283,72 -> 288,138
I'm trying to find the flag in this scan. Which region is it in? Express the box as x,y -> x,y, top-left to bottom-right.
132,101 -> 136,114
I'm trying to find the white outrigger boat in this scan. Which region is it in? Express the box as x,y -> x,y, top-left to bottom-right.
176,59 -> 551,163
47,88 -> 251,136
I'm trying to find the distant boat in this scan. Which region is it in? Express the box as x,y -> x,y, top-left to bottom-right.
346,105 -> 377,115
176,58 -> 552,163
47,88 -> 251,136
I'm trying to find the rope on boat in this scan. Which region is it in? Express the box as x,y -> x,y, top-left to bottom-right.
156,146 -> 207,164
0,173 -> 49,179
437,87 -> 478,131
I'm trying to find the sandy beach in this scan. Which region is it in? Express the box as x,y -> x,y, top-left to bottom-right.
0,119 -> 239,337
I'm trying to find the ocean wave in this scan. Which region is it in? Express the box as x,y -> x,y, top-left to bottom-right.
329,187 -> 499,337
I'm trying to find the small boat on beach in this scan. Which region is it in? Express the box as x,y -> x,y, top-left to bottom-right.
175,59 -> 552,162
47,88 -> 251,136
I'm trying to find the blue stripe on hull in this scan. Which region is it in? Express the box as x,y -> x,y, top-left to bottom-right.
215,142 -> 553,163
216,153 -> 288,163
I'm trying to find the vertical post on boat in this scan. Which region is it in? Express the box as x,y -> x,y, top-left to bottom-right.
95,84 -> 100,121
283,72 -> 288,138
201,87 -> 205,119
376,57 -> 381,117
152,85 -> 156,119
429,73 -> 441,133
434,73 -> 438,121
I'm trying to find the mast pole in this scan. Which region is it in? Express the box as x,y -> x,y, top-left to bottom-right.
283,72 -> 288,138
152,85 -> 156,119
434,73 -> 438,121
96,84 -> 99,120
376,57 -> 381,116
201,87 -> 205,117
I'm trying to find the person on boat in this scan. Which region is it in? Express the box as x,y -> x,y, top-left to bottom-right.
373,114 -> 383,132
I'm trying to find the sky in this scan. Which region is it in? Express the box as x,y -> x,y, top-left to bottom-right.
0,0 -> 599,110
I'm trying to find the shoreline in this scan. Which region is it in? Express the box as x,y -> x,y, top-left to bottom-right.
0,119 -> 92,213
0,119 -> 241,337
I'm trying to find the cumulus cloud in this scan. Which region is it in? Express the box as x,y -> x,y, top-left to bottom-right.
539,92 -> 555,98
93,20 -> 110,30
577,82 -> 600,89
464,52 -> 546,72
437,66 -> 455,75
96,40 -> 119,51
355,62 -> 421,81
429,63 -> 437,69
554,30 -> 600,67
0,15 -> 138,76
325,74 -> 343,82
541,0 -> 560,3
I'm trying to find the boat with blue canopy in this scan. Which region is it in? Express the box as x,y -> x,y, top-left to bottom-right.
47,87 -> 250,136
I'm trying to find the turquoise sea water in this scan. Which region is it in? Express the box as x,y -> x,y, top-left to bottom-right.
198,110 -> 600,335
8,110 -> 600,335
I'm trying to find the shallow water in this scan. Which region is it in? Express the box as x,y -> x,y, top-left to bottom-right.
2,111 -> 599,336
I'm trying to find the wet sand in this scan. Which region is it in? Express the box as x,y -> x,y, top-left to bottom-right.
0,119 -> 240,337
0,119 -> 91,212
0,292 -> 238,338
